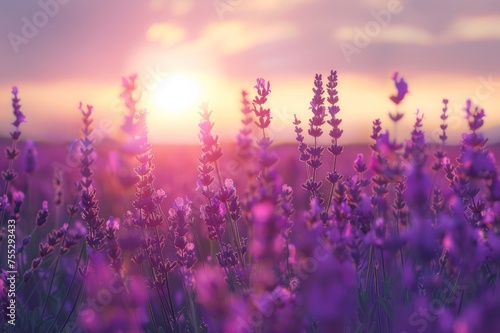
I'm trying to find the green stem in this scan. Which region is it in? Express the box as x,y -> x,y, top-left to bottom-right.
326,137 -> 339,215
140,264 -> 161,333
59,278 -> 85,332
40,195 -> 79,319
40,253 -> 60,318
46,241 -> 86,332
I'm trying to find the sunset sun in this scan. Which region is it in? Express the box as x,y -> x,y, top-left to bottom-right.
151,74 -> 201,113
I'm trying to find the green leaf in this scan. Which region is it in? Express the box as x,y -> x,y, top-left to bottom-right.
377,296 -> 394,318
353,323 -> 365,333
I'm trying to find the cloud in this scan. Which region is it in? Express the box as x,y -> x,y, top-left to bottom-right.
335,24 -> 434,45
241,0 -> 316,12
183,20 -> 299,55
447,15 -> 500,41
147,22 -> 186,46
377,25 -> 434,45
334,15 -> 500,47
148,0 -> 194,15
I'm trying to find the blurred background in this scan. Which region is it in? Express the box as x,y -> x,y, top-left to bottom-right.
0,0 -> 499,146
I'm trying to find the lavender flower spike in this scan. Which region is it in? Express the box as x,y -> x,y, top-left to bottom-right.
390,71 -> 409,106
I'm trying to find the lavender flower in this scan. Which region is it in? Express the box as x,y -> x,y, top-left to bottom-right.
105,217 -> 123,274
10,86 -> 26,140
78,103 -> 105,249
298,74 -> 327,204
307,74 -> 326,139
120,74 -> 142,137
119,78 -> 167,230
33,202 -> 49,230
11,190 -> 24,219
389,71 -> 409,106
200,199 -> 226,240
252,78 -> 279,186
293,114 -> 309,163
237,90 -> 254,161
53,170 -> 64,206
432,99 -> 449,172
1,87 -> 26,187
22,140 -> 38,174
216,242 -> 238,268
325,70 -> 345,215
404,109 -> 427,166
168,197 -> 197,268
326,70 -> 344,158
197,102 -> 222,195
0,195 -> 8,212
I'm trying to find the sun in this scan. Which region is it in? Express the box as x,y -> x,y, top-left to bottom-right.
151,74 -> 201,113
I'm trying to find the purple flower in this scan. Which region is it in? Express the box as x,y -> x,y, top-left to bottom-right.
307,74 -> 326,138
22,140 -> 38,174
168,197 -> 198,268
252,78 -> 272,131
464,99 -> 485,132
253,78 -> 271,105
198,103 -> 223,169
0,195 -> 8,211
36,200 -> 49,227
373,130 -> 403,155
11,86 -> 26,134
105,217 -> 123,273
390,71 -> 409,105
200,199 -> 226,240
353,153 -> 367,174
78,103 -> 105,249
237,90 -> 255,161
216,242 -> 238,268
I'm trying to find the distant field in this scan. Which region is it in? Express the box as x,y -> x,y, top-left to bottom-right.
6,138 -> 499,216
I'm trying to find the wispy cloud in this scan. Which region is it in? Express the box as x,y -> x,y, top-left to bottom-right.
447,15 -> 500,41
147,22 -> 186,46
335,15 -> 500,47
149,0 -> 194,15
241,0 -> 315,12
178,20 -> 299,55
335,24 -> 434,45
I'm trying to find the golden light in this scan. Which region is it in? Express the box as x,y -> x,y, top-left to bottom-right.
151,74 -> 201,113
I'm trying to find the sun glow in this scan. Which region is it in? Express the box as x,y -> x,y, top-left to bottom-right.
151,74 -> 201,113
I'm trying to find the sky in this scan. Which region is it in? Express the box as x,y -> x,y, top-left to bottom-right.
0,0 -> 499,146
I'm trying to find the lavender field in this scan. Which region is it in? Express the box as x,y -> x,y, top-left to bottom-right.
0,71 -> 500,333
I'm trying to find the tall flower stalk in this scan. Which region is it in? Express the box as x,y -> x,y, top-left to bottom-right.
0,87 -> 26,262
124,85 -> 179,332
389,71 -> 408,140
252,78 -> 279,194
79,104 -> 105,249
300,74 -> 326,205
325,70 -> 344,215
197,102 -> 246,290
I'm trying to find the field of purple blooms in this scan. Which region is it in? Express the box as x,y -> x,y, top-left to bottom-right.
1,71 -> 500,333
